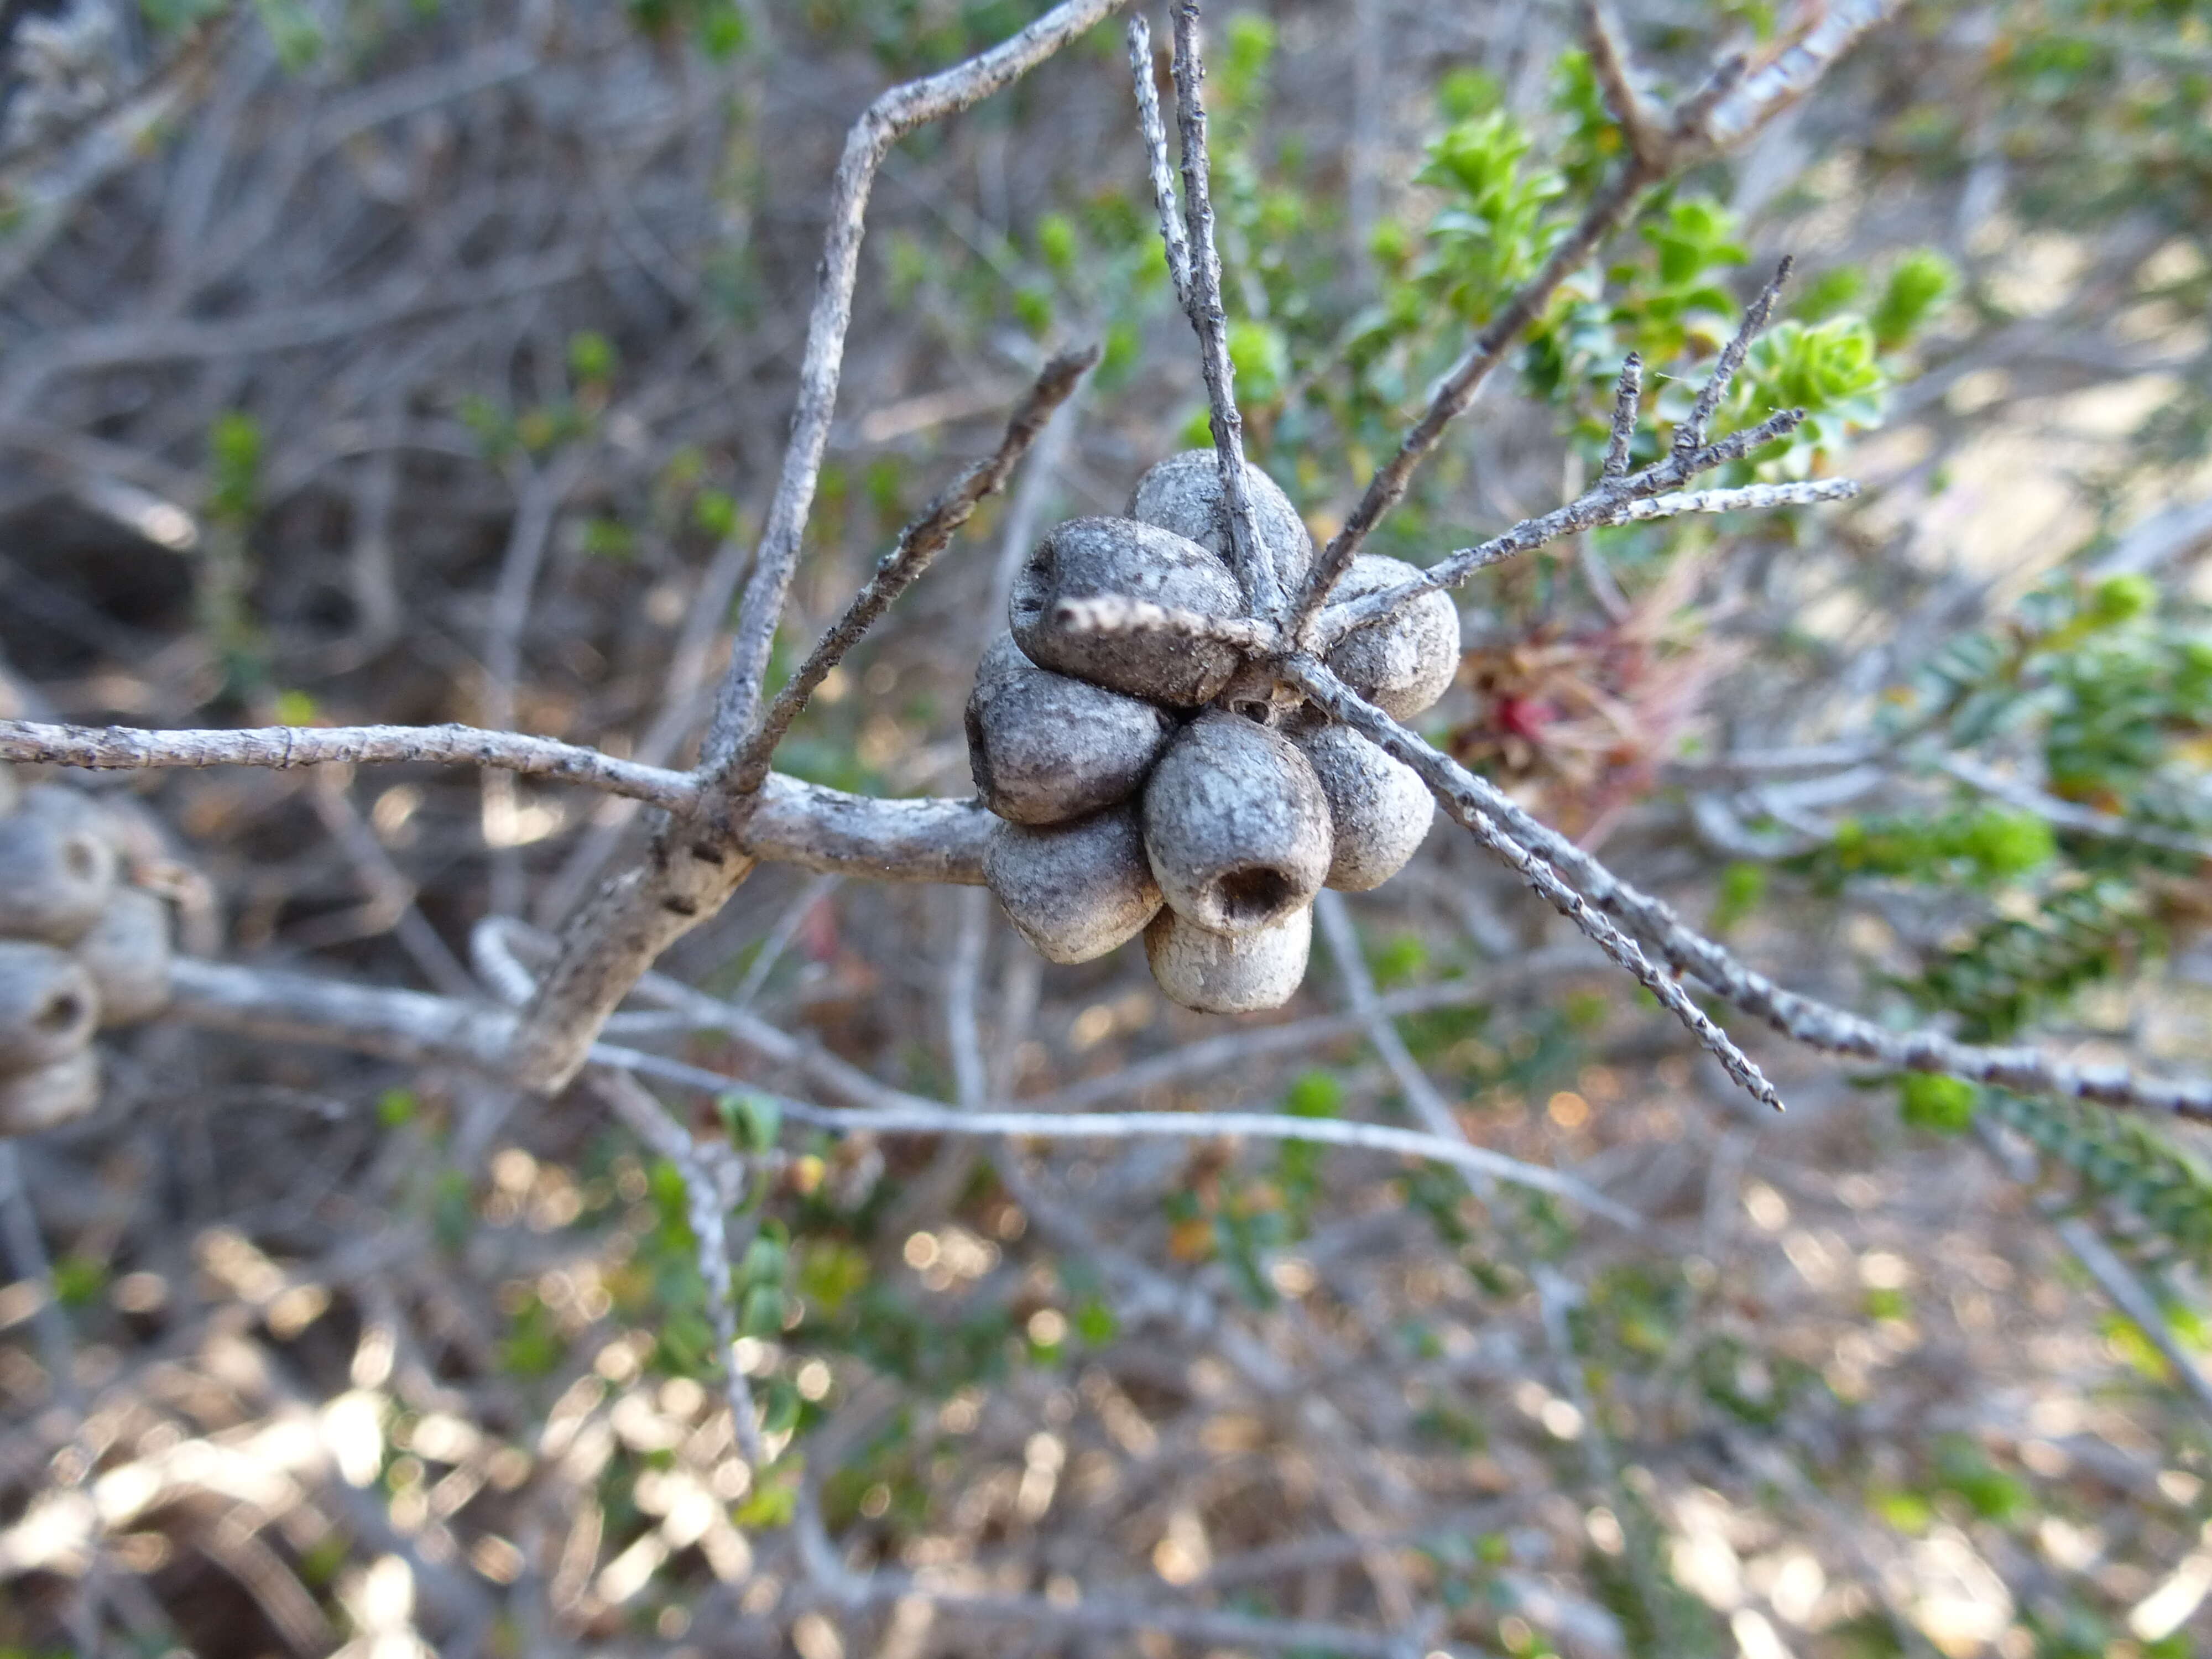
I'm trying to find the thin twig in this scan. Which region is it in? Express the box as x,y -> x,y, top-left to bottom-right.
1165,0 -> 1280,617
1601,351 -> 1642,480
1125,15 -> 1191,306
158,956 -> 1640,1215
698,0 -> 1129,771
589,1071 -> 767,1464
1674,258 -> 1792,457
1315,405 -> 1832,644
0,719 -> 699,811
722,347 -> 1095,800
1287,655 -> 1783,1113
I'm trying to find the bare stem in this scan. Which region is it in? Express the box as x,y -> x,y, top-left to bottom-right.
698,0 -> 1129,772
722,346 -> 1096,800
1287,657 -> 1783,1113
1167,0 -> 1280,617
0,719 -> 698,812
1125,15 -> 1191,306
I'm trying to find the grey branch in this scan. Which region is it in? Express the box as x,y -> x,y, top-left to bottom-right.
1674,258 -> 1792,458
1316,404 -> 1840,646
0,719 -> 698,812
1605,479 -> 1861,524
1286,655 -> 1784,1113
722,345 -> 1097,800
698,0 -> 1128,771
1601,351 -> 1643,479
1702,0 -> 1911,144
1166,0 -> 1281,617
510,0 -> 1123,1096
1125,15 -> 1191,306
591,1071 -> 767,1464
1304,692 -> 2212,1124
161,954 -> 1631,1217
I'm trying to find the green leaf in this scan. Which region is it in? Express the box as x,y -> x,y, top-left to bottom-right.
1898,1073 -> 1978,1135
718,1091 -> 783,1154
1870,249 -> 1958,349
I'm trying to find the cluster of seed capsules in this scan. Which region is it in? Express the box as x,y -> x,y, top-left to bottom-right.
968,451 -> 1459,1013
0,772 -> 176,1135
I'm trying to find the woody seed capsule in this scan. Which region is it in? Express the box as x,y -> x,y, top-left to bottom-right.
1288,717 -> 1434,891
73,888 -> 173,1026
1144,904 -> 1312,1014
1127,449 -> 1314,592
1324,555 -> 1461,720
967,634 -> 1175,825
0,786 -> 119,944
984,804 -> 1162,965
0,1047 -> 99,1136
1141,711 -> 1331,936
1010,516 -> 1243,707
0,940 -> 100,1072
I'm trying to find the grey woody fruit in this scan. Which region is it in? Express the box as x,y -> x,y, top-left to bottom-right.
0,940 -> 100,1072
1141,711 -> 1331,936
0,1047 -> 98,1136
1324,555 -> 1461,720
1289,717 -> 1434,891
1144,904 -> 1312,1014
1128,449 -> 1314,592
73,888 -> 173,1026
0,786 -> 119,943
1010,516 -> 1242,707
984,804 -> 1162,965
967,634 -> 1175,826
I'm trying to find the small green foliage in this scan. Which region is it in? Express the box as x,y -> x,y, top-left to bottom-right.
1034,211 -> 1078,275
1283,1070 -> 1343,1119
1869,249 -> 1957,349
51,1253 -> 108,1309
693,487 -> 740,540
1984,1090 -> 2212,1274
567,330 -> 616,386
1825,807 -> 2054,886
1899,1073 -> 1979,1135
1416,112 -> 1566,327
250,0 -> 324,69
718,1091 -> 784,1155
272,690 -> 318,726
376,1088 -> 419,1129
207,412 -> 264,526
734,1460 -> 800,1528
581,517 -> 635,560
1227,319 -> 1289,404
499,1293 -> 565,1378
1729,317 -> 1885,477
1710,861 -> 1766,932
1370,932 -> 1428,988
1931,1434 -> 2031,1522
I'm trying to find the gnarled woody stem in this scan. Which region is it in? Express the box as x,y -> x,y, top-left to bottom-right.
505,0 -> 1115,1095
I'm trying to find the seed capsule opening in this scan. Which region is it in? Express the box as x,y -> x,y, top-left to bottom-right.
1213,865 -> 1295,929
